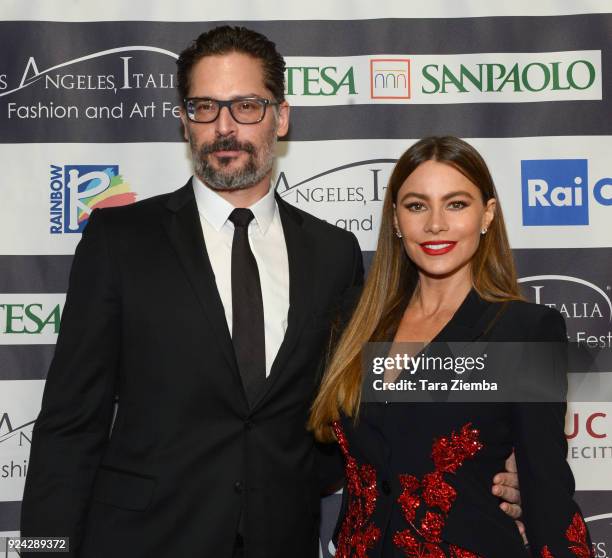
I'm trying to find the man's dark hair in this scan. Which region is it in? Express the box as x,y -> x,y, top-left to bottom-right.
177,26 -> 286,103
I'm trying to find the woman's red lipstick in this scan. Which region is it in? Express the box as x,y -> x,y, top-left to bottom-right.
419,240 -> 457,255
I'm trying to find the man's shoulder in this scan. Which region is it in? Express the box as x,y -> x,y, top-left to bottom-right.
90,183 -> 189,226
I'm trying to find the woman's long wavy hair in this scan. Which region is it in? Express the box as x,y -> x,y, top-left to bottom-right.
308,136 -> 523,442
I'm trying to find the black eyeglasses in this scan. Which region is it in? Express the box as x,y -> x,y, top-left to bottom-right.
183,97 -> 278,124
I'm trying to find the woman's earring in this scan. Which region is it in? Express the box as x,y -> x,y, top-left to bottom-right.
480,227 -> 488,235
395,229 -> 402,238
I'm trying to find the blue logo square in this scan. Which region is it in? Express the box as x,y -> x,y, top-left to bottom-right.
521,159 -> 588,226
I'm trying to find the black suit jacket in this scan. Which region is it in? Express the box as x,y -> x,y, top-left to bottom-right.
333,289 -> 592,558
20,181 -> 364,558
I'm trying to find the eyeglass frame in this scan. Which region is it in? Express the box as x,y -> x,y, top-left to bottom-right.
183,96 -> 280,124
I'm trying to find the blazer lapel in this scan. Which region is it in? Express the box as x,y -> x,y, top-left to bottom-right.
430,289 -> 505,402
435,288 -> 502,344
162,182 -> 242,387
251,195 -> 314,411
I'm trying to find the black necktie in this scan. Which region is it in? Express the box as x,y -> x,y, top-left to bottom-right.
229,208 -> 266,406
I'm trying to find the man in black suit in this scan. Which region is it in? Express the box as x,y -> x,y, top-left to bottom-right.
20,26 -> 522,558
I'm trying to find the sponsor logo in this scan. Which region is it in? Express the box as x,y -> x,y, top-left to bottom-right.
1,47 -> 183,123
0,48 -> 178,100
0,294 -> 66,345
565,403 -> 612,490
422,58 -> 596,94
566,412 -> 608,440
285,65 -> 356,96
519,275 -> 612,349
279,50 -> 601,105
275,159 -> 396,246
520,275 -> 611,320
521,159 -> 588,226
370,59 -> 411,99
521,159 -> 612,226
49,164 -> 135,234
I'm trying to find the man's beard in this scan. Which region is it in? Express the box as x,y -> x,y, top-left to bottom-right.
190,127 -> 277,191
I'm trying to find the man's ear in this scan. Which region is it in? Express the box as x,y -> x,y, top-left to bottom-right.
276,101 -> 290,138
179,107 -> 190,142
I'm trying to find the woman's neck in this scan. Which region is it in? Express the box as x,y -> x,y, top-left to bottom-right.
410,269 -> 473,317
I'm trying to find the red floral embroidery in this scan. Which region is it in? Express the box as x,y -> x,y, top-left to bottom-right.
420,510 -> 445,543
422,472 -> 456,513
393,530 -> 446,558
449,545 -> 482,558
392,532 -> 482,558
539,512 -> 593,558
394,423 -> 483,558
431,423 -> 483,473
566,512 -> 592,558
333,421 -> 381,558
398,474 -> 421,522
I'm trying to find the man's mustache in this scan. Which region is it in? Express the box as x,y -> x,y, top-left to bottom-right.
199,138 -> 256,155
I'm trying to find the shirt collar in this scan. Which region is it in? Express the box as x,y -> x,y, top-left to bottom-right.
192,175 -> 277,234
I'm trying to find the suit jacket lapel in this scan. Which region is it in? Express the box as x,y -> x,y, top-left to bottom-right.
427,289 -> 506,402
162,182 -> 242,390
251,195 -> 314,411
435,288 -> 502,344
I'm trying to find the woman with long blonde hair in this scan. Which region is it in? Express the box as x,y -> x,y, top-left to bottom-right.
309,137 -> 591,558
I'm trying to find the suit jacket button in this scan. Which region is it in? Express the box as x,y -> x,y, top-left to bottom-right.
381,480 -> 391,495
245,420 -> 253,430
234,481 -> 244,494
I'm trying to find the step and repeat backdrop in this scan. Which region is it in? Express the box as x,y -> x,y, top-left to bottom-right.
1,2 -> 611,556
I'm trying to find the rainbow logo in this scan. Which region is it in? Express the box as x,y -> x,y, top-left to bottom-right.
50,164 -> 137,233
75,167 -> 136,225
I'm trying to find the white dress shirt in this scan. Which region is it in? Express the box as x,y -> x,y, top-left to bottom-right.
192,176 -> 290,377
